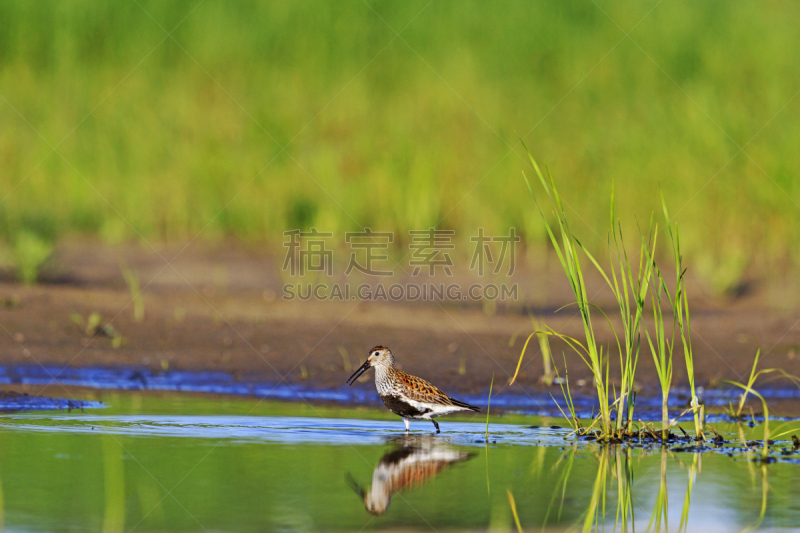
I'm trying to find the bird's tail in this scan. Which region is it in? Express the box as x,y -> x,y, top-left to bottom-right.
451,398 -> 481,412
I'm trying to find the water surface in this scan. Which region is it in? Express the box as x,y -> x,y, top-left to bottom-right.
0,391 -> 797,532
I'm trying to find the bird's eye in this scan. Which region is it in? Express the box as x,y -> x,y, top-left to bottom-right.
373,351 -> 379,356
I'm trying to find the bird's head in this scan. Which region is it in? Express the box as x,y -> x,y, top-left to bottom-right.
366,345 -> 394,367
364,491 -> 390,515
346,346 -> 394,385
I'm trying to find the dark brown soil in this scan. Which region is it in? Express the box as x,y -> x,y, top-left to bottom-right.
1,240 -> 798,415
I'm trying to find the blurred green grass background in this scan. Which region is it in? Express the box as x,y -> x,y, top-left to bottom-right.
1,0 -> 799,292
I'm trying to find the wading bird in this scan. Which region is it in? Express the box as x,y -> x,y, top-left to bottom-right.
346,345 -> 480,433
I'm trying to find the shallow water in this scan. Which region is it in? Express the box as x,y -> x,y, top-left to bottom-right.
5,363 -> 800,421
0,391 -> 798,532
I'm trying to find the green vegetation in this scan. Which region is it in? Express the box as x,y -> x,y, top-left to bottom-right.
516,149 -> 703,442
660,200 -> 703,440
514,148 -> 799,445
644,251 -> 675,441
485,371 -> 494,441
531,315 -> 556,386
1,391 -> 795,531
10,229 -> 52,283
70,311 -> 125,347
508,315 -> 555,387
722,350 -> 800,460
1,2 -> 800,290
727,349 -> 800,421
119,259 -> 145,322
606,188 -> 655,435
520,149 -> 613,436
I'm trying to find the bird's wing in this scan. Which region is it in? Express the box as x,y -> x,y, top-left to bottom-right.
394,371 -> 455,406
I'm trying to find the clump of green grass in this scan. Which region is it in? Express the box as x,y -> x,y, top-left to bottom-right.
518,145 -> 649,441
659,191 -> 703,440
520,146 -> 613,438
727,349 -> 800,421
643,254 -> 675,443
722,349 -> 800,460
626,189 -> 704,442
638,197 -> 705,442
70,311 -> 124,348
119,259 -> 144,322
596,184 -> 656,435
725,378 -> 771,461
12,230 -> 52,284
515,148 -> 705,443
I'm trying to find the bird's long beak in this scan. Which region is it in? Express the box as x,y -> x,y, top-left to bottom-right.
347,360 -> 370,385
345,473 -> 366,499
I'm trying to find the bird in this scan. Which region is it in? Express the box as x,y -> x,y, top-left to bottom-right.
347,436 -> 473,515
346,345 -> 481,433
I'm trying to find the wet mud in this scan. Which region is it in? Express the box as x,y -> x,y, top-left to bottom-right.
1,242 -> 799,417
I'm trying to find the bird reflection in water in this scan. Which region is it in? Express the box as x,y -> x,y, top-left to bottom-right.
347,435 -> 474,515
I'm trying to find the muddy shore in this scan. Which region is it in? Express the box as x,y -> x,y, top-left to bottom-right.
0,241 -> 798,415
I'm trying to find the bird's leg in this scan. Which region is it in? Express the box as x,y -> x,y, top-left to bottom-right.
431,419 -> 440,434
404,418 -> 410,432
